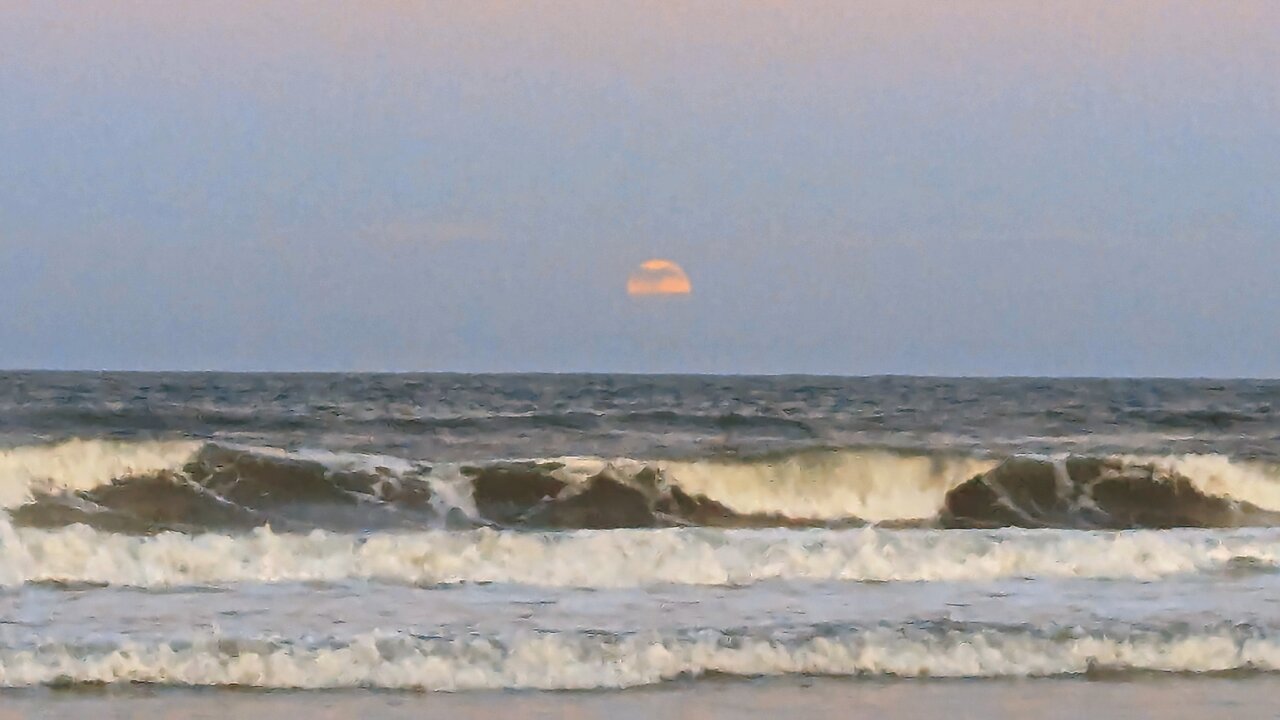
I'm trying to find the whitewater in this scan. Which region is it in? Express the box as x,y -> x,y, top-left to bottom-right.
4,372 -> 1280,692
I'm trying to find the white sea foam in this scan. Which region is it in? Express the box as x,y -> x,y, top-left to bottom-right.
6,440 -> 1280,526
584,451 -> 1280,522
1146,454 -> 1280,512
0,439 -> 203,509
223,443 -> 481,519
661,451 -> 998,522
1,625 -> 1277,689
2,522 -> 1278,588
449,450 -> 1280,526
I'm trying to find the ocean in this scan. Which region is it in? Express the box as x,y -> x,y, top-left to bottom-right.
3,372 -> 1280,717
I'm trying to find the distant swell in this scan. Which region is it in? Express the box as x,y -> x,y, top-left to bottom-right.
3,622 -> 1280,689
11,407 -> 818,440
5,440 -> 1280,532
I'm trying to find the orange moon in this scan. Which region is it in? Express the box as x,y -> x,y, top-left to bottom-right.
627,259 -> 692,296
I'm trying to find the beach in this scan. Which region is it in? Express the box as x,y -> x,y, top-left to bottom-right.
4,678 -> 1277,720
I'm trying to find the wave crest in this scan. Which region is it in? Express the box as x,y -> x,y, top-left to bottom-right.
2,623 -> 1279,689
942,456 -> 1280,529
3,523 -> 1278,588
6,440 -> 1280,531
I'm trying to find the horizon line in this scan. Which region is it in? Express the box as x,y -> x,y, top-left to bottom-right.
2,368 -> 1275,382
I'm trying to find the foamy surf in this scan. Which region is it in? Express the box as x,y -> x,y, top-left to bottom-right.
660,452 -> 997,522
3,522 -> 1279,588
6,439 -> 1280,531
6,374 -> 1280,700
0,439 -> 203,509
2,622 -> 1279,689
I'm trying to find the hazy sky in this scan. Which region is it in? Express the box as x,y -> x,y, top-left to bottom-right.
3,2 -> 1278,375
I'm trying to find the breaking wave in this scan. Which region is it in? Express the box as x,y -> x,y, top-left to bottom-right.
4,523 -> 1280,588
5,439 -> 1280,532
3,622 -> 1280,689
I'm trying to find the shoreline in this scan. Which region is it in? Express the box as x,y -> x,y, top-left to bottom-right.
2,676 -> 1275,720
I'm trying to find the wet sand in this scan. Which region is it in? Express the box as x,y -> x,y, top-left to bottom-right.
2,677 -> 1274,720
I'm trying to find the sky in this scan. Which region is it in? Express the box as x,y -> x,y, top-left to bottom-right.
2,1 -> 1278,376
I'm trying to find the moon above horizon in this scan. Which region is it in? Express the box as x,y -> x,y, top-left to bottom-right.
627,259 -> 693,297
